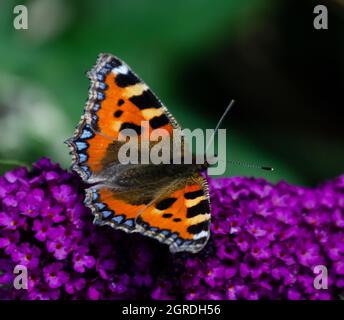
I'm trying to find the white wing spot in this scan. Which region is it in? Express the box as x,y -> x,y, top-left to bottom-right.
193,230 -> 209,240
112,64 -> 129,75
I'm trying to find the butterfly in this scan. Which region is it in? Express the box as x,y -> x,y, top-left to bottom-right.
66,53 -> 211,253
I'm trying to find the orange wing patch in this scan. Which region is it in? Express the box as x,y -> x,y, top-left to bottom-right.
66,119 -> 116,178
85,187 -> 147,232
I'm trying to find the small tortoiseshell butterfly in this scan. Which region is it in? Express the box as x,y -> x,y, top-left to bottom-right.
66,53 -> 211,253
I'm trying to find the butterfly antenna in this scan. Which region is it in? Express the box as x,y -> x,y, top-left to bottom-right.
206,99 -> 235,154
227,159 -> 274,171
205,100 -> 274,172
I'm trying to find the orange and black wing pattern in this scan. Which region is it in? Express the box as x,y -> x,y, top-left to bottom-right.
84,187 -> 148,233
65,53 -> 179,181
136,174 -> 211,253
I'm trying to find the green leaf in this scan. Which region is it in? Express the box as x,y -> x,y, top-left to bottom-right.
0,159 -> 30,175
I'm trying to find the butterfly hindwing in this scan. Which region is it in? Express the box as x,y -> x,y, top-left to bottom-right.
136,174 -> 211,253
85,187 -> 148,232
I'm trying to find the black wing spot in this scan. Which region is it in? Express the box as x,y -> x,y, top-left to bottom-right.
115,71 -> 140,87
162,213 -> 173,218
109,57 -> 122,68
136,216 -> 143,224
187,220 -> 209,234
114,110 -> 123,118
149,114 -> 170,129
129,90 -> 161,110
184,189 -> 204,200
186,200 -> 209,218
118,99 -> 125,106
156,198 -> 177,210
120,122 -> 142,135
173,218 -> 181,222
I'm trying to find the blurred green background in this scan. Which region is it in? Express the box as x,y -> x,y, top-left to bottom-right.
0,0 -> 343,186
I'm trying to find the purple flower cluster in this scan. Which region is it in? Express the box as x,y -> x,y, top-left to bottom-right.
178,177 -> 344,300
0,158 -> 343,299
0,159 -> 162,299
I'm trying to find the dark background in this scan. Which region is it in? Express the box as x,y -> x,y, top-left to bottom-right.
0,0 -> 343,186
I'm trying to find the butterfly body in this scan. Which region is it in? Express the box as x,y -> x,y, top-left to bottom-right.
66,53 -> 211,253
